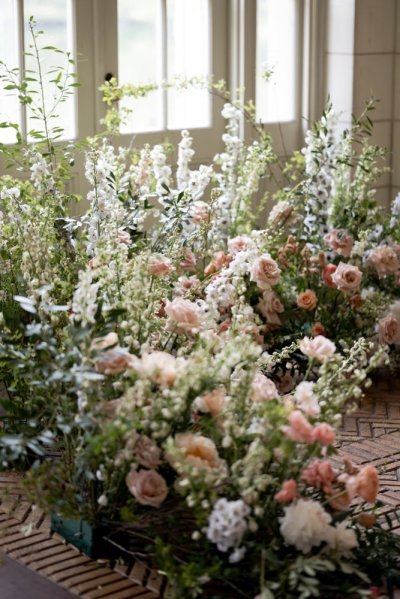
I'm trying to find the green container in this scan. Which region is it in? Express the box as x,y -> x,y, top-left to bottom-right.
51,514 -> 111,559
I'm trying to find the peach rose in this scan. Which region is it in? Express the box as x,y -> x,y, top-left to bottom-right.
322,264 -> 337,288
356,465 -> 379,503
164,297 -> 201,334
91,332 -> 119,352
135,436 -> 162,469
378,314 -> 400,345
283,410 -> 314,443
311,322 -> 325,337
126,469 -> 168,507
357,513 -> 376,528
251,371 -> 279,401
296,289 -> 317,311
323,229 -> 353,257
368,245 -> 400,278
173,433 -> 221,469
190,200 -> 209,224
250,255 -> 281,290
257,290 -> 284,324
148,254 -> 175,277
312,423 -> 336,446
117,230 -> 131,245
139,351 -> 178,386
95,348 -> 137,375
299,335 -> 336,362
194,388 -> 227,417
274,479 -> 297,503
331,262 -> 362,292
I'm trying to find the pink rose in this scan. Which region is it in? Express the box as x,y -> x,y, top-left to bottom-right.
302,460 -> 336,494
323,229 -> 353,257
274,479 -> 297,503
190,200 -> 209,224
250,255 -> 281,290
148,254 -> 175,277
135,436 -> 162,469
322,264 -> 337,288
251,371 -> 278,402
312,423 -> 336,446
283,410 -> 314,443
165,297 -> 201,334
172,433 -> 221,469
299,335 -> 336,362
378,314 -> 400,345
139,351 -> 178,386
126,469 -> 168,507
257,290 -> 284,324
368,245 -> 400,278
194,388 -> 227,417
296,289 -> 317,311
179,248 -> 197,272
228,235 -> 255,255
331,262 -> 362,291
95,348 -> 137,375
117,230 -> 131,245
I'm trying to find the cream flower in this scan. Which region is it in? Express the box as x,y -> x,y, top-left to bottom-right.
171,433 -> 221,469
139,351 -> 178,387
279,499 -> 332,553
299,335 -> 336,362
164,297 -> 201,334
193,388 -> 227,417
126,469 -> 168,507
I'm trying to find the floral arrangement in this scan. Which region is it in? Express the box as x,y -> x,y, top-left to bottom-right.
0,25 -> 400,599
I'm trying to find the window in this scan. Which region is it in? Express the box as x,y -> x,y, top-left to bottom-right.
0,0 -> 75,143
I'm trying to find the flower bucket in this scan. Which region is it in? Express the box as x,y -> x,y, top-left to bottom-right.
51,514 -> 112,559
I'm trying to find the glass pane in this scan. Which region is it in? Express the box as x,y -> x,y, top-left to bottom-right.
24,0 -> 75,140
0,0 -> 21,144
118,0 -> 163,133
256,0 -> 297,123
167,0 -> 210,130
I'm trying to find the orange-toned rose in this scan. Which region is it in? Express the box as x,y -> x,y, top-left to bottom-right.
356,465 -> 379,503
322,264 -> 337,288
126,469 -> 168,507
311,322 -> 325,337
250,255 -> 281,289
296,289 -> 317,311
357,513 -> 376,528
172,433 -> 221,469
274,479 -> 297,503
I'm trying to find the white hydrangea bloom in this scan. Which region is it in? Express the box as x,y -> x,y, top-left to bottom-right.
205,497 -> 250,558
279,499 -> 332,553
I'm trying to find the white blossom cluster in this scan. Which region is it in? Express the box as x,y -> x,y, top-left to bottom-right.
72,269 -> 100,326
205,498 -> 250,562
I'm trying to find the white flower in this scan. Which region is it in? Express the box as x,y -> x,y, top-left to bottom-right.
326,521 -> 358,556
97,494 -> 108,507
294,381 -> 320,416
279,499 -> 332,553
205,498 -> 250,554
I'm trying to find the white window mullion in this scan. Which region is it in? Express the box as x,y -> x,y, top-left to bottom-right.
160,0 -> 168,130
16,0 -> 27,140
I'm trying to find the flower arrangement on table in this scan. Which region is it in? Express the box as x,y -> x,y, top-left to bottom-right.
0,24 -> 400,599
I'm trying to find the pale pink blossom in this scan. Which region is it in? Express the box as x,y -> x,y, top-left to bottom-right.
368,245 -> 400,278
190,200 -> 209,224
323,229 -> 353,257
302,460 -> 336,494
179,248 -> 197,272
135,436 -> 162,469
117,230 -> 131,245
378,314 -> 400,345
283,410 -> 314,443
299,335 -> 336,362
251,371 -> 278,402
95,348 -> 137,375
174,275 -> 201,297
257,290 -> 284,324
139,351 -> 178,387
274,479 -> 298,503
126,469 -> 168,507
148,254 -> 175,277
194,388 -> 227,417
331,262 -> 362,292
312,423 -> 336,446
228,235 -> 255,255
294,381 -> 320,417
164,297 -> 201,334
250,255 -> 281,290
